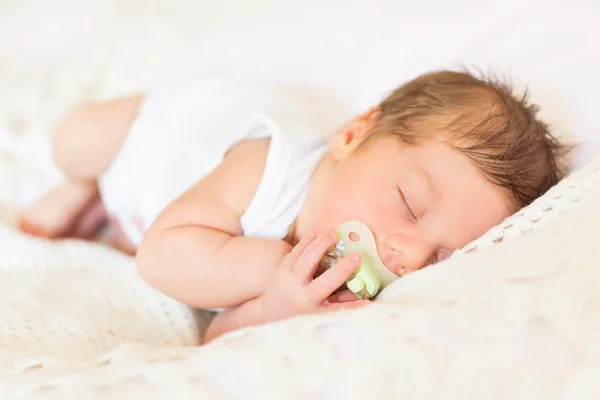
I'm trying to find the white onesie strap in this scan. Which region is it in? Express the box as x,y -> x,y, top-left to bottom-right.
238,112 -> 329,240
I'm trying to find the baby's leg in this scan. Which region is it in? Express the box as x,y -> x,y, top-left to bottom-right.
20,180 -> 102,239
20,95 -> 144,239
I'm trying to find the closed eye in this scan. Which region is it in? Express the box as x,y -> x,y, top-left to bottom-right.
398,187 -> 417,221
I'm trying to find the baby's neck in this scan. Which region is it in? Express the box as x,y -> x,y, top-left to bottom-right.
288,151 -> 337,245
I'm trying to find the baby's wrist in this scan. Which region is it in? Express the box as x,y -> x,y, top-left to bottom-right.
249,296 -> 268,325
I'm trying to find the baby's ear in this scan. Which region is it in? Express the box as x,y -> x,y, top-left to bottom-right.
330,107 -> 380,160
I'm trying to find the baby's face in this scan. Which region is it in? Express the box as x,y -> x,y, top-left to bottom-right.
309,135 -> 510,276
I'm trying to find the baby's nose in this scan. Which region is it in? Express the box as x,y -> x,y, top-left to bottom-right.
382,234 -> 435,276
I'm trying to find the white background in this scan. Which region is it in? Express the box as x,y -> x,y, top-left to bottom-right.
1,0 -> 599,207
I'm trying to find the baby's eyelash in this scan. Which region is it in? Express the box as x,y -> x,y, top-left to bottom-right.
398,188 -> 417,220
425,251 -> 445,267
435,250 -> 450,263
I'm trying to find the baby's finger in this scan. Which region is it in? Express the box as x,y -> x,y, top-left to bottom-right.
327,289 -> 361,303
293,231 -> 339,279
283,232 -> 317,269
308,253 -> 361,302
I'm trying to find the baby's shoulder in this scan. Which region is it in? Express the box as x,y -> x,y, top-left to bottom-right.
220,137 -> 272,213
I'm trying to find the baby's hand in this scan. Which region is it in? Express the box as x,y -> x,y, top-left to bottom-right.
257,231 -> 371,323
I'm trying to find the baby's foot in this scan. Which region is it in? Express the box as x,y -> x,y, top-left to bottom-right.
67,197 -> 109,240
19,180 -> 101,239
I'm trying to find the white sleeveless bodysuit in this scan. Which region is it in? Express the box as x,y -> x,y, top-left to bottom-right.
98,76 -> 330,247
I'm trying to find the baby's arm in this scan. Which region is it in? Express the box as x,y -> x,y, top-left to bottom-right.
136,138 -> 292,309
203,232 -> 370,343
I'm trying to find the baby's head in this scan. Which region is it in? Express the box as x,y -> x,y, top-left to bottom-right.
302,70 -> 569,276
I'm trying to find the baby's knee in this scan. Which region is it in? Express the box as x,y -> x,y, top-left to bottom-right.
51,105 -> 93,174
51,95 -> 143,179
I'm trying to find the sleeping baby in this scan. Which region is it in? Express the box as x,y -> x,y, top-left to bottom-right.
18,70 -> 569,342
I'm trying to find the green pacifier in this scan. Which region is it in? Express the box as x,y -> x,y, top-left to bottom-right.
321,220 -> 399,299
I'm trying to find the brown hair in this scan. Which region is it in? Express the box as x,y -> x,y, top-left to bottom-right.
371,70 -> 571,212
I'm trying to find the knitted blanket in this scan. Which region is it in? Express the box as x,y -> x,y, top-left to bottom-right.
0,155 -> 598,399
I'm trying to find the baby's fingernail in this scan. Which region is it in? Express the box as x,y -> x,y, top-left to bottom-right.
352,253 -> 361,263
329,231 -> 338,241
307,231 -> 316,239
